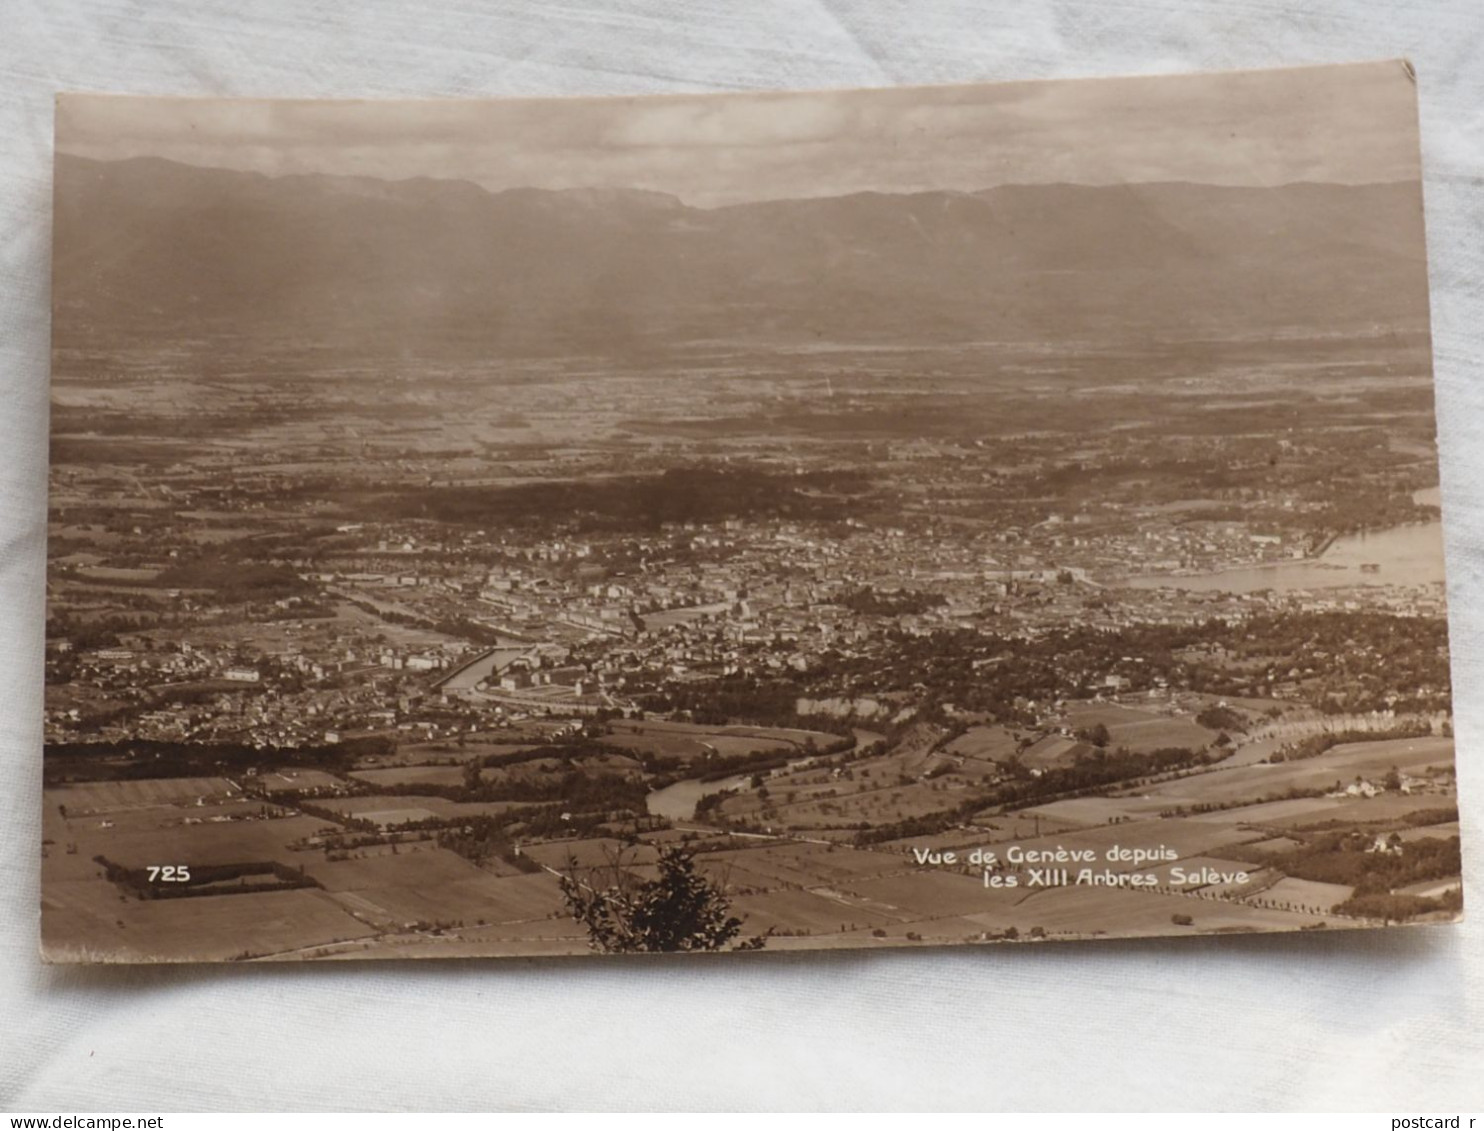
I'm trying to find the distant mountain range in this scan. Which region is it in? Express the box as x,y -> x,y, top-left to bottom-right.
52,154 -> 1431,357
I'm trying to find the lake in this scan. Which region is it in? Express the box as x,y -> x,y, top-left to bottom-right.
1124,515 -> 1445,594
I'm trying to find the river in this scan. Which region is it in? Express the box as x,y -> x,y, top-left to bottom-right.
646,773 -> 754,822
435,643 -> 532,692
1123,488 -> 1444,594
646,751 -> 826,822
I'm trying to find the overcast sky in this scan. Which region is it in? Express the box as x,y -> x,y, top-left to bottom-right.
56,61 -> 1420,207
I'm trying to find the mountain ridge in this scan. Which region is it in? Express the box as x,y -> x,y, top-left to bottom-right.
52,153 -> 1431,358
54,151 -> 1418,207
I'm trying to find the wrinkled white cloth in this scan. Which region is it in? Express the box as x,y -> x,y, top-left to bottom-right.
3,0 -> 1483,1113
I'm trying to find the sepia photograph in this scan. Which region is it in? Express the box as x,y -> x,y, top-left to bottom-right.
42,61 -> 1460,963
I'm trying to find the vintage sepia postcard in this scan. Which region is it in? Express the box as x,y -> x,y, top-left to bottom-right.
43,62 -> 1460,963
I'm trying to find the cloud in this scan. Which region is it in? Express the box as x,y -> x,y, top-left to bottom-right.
56,62 -> 1420,207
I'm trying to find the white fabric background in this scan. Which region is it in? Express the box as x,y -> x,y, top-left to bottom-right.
2,0 -> 1482,1112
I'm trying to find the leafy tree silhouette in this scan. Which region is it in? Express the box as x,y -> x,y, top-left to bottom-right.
559,844 -> 767,953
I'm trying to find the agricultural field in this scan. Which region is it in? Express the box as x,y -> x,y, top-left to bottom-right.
1393,822 -> 1460,843
1014,796 -> 1171,826
703,842 -> 910,889
1181,796 -> 1349,826
1056,702 -> 1222,754
518,837 -> 657,872
333,803 -> 442,828
963,885 -> 1331,938
973,815 -> 1268,868
1102,717 -> 1217,754
1284,792 -> 1457,828
42,884 -> 379,962
1147,854 -> 1272,895
1018,735 -> 1092,771
39,713 -> 1458,959
319,795 -> 536,826
714,771 -> 962,831
1252,877 -> 1355,911
253,769 -> 347,792
322,871 -> 566,929
1130,735 -> 1455,810
368,739 -> 542,767
848,870 -> 1013,919
49,777 -> 240,815
943,725 -> 1022,763
731,888 -> 902,935
1395,877 -> 1462,899
1237,837 -> 1304,856
349,765 -> 473,789
604,718 -> 836,763
301,848 -> 491,891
